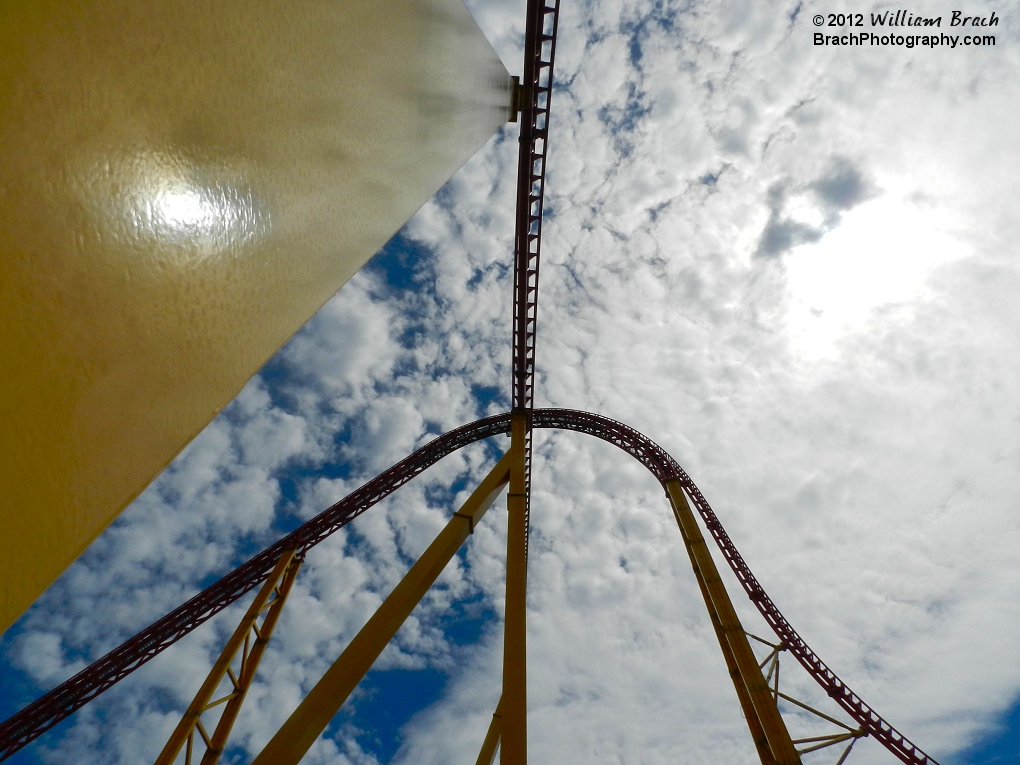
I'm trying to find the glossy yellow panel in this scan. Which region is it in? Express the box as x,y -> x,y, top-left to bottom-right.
0,0 -> 510,634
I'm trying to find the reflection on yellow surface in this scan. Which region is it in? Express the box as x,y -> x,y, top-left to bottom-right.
87,150 -> 271,263
126,156 -> 263,251
0,0 -> 510,634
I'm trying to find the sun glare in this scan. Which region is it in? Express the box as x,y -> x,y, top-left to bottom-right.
783,191 -> 969,360
84,150 -> 269,262
139,177 -> 257,253
151,186 -> 218,232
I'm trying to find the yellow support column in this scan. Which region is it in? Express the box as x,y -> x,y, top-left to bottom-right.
665,480 -> 800,765
474,697 -> 503,765
670,501 -> 775,765
251,452 -> 513,765
501,414 -> 529,765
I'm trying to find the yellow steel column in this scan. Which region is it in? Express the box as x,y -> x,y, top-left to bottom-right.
670,499 -> 774,765
251,452 -> 513,765
474,697 -> 503,765
155,549 -> 302,765
501,414 -> 529,765
665,480 -> 800,765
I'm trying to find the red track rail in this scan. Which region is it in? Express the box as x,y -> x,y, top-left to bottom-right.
0,415 -> 511,760
511,0 -> 559,414
1,409 -> 938,765
533,409 -> 939,765
512,0 -> 561,551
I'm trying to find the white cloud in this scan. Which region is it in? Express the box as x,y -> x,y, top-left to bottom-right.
5,1 -> 1020,764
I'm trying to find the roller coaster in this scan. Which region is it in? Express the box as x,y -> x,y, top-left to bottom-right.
0,0 -> 940,763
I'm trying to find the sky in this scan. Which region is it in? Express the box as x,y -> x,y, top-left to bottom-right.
2,0 -> 1020,763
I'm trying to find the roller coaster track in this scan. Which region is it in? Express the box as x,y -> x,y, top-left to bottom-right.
0,409 -> 937,765
512,0 -> 561,552
0,1 -> 938,761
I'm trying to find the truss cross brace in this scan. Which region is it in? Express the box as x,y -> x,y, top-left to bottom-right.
249,451 -> 513,765
154,548 -> 302,765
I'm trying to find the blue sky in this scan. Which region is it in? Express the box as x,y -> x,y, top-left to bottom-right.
5,0 -> 1020,763
959,702 -> 1020,765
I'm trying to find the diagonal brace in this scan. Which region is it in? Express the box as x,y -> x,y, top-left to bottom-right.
155,549 -> 302,765
250,451 -> 514,765
475,696 -> 503,765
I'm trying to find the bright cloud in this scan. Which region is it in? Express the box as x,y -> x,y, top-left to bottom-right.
783,188 -> 972,360
3,1 -> 1020,765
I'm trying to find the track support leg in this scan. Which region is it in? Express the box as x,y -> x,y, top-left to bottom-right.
501,414 -> 529,764
673,506 -> 775,765
665,480 -> 800,765
250,451 -> 513,765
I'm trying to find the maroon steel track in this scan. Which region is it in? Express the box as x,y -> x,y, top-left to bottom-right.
1,2 -> 571,756
1,409 -> 936,765
512,0 -> 561,550
512,0 -> 559,413
533,409 -> 939,765
0,414 -> 512,761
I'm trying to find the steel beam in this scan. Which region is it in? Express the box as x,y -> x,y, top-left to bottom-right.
154,550 -> 302,765
474,697 -> 503,765
501,414 -> 529,764
249,452 -> 513,765
666,480 -> 800,765
671,501 -> 774,765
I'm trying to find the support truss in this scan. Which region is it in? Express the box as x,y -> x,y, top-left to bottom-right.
155,550 -> 302,765
747,633 -> 868,764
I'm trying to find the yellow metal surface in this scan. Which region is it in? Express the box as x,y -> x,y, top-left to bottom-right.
251,452 -> 512,765
665,481 -> 801,765
0,0 -> 511,634
155,549 -> 302,765
674,509 -> 774,765
475,697 -> 503,765
500,414 -> 529,765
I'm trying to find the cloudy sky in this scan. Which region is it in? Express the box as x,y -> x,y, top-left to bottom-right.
3,0 -> 1019,763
